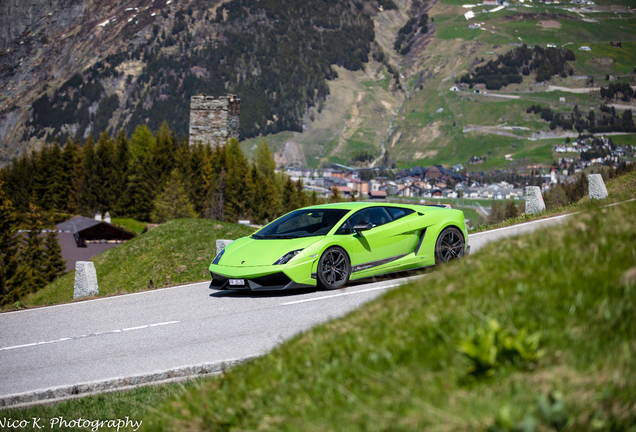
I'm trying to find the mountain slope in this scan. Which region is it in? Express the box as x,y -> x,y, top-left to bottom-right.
0,0 -> 387,164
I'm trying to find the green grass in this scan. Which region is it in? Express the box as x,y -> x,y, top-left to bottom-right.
9,219 -> 255,309
111,218 -> 147,235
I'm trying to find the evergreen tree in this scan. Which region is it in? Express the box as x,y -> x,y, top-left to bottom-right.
113,130 -> 131,215
504,200 -> 518,219
121,125 -> 157,220
213,168 -> 227,221
150,169 -> 199,223
94,131 -> 117,214
250,163 -> 280,224
545,184 -> 568,209
282,176 -> 297,211
0,182 -> 21,304
33,144 -> 58,211
224,139 -> 254,221
152,121 -> 178,190
53,139 -> 77,213
488,201 -> 505,224
255,141 -> 276,178
294,180 -> 308,208
20,203 -> 47,293
68,142 -> 84,215
80,134 -> 98,215
329,187 -> 343,203
43,230 -> 66,283
310,189 -> 319,205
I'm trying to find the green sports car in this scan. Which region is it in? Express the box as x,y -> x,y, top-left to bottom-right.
209,202 -> 469,291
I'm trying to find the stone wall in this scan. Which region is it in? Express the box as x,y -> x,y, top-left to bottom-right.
189,95 -> 240,147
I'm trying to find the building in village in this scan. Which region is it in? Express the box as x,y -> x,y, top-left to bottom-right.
189,94 -> 241,147
56,215 -> 136,271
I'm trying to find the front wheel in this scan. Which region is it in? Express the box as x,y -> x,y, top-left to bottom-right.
317,247 -> 350,290
434,227 -> 465,265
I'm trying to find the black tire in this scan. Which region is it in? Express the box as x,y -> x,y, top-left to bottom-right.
317,247 -> 351,290
434,227 -> 465,265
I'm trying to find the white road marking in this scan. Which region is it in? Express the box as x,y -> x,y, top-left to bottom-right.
0,321 -> 180,352
281,283 -> 404,305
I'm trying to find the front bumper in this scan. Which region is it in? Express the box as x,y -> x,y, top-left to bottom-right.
209,271 -> 314,291
209,258 -> 317,291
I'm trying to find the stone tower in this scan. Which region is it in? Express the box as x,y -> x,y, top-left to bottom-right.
189,94 -> 240,147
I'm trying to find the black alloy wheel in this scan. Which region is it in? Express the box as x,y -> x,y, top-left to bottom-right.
317,247 -> 351,290
434,227 -> 465,265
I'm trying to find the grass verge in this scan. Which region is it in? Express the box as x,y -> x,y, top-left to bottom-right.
3,219 -> 254,310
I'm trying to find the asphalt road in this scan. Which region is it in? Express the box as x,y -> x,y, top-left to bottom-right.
0,212 -> 574,404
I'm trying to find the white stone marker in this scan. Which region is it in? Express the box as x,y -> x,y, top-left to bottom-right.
525,186 -> 546,214
216,239 -> 234,256
74,261 -> 99,299
588,174 -> 608,200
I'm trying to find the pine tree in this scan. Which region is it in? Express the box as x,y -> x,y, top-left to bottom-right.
81,134 -> 97,215
282,176 -> 297,211
329,187 -> 342,203
224,138 -> 254,222
43,230 -> 66,283
53,139 -> 77,213
68,142 -> 84,215
113,130 -> 131,215
150,169 -> 199,223
152,121 -> 177,190
255,141 -> 276,178
294,180 -> 308,208
33,144 -> 57,211
94,131 -> 117,214
20,203 -> 47,294
122,125 -> 157,220
0,181 -> 21,305
504,200 -> 518,219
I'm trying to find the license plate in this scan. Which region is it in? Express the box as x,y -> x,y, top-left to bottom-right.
229,279 -> 245,286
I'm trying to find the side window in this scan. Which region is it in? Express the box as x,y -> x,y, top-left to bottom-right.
385,207 -> 415,221
335,208 -> 392,235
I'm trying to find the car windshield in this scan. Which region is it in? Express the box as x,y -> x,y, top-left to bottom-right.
253,209 -> 350,239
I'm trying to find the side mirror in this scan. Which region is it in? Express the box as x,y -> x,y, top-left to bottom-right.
353,222 -> 373,236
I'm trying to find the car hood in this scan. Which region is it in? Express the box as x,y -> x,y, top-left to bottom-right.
219,236 -> 324,267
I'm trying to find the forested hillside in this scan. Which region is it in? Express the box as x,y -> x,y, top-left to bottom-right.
0,125 -> 316,225
1,0 -> 392,159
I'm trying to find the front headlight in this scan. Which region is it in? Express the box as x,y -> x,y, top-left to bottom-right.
273,249 -> 303,265
212,248 -> 225,265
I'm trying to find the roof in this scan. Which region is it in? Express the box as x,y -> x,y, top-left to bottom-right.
369,190 -> 388,197
57,216 -> 101,232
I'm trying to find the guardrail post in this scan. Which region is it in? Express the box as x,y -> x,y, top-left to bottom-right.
587,174 -> 608,200
216,240 -> 234,256
525,186 -> 546,214
74,262 -> 99,299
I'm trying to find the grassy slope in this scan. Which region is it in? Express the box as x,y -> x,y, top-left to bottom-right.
7,171 -> 636,430
14,219 -> 254,308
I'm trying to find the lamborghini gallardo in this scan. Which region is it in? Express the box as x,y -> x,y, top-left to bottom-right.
209,202 -> 469,291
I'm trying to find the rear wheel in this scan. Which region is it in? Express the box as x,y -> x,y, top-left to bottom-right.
434,227 -> 465,265
317,247 -> 350,290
